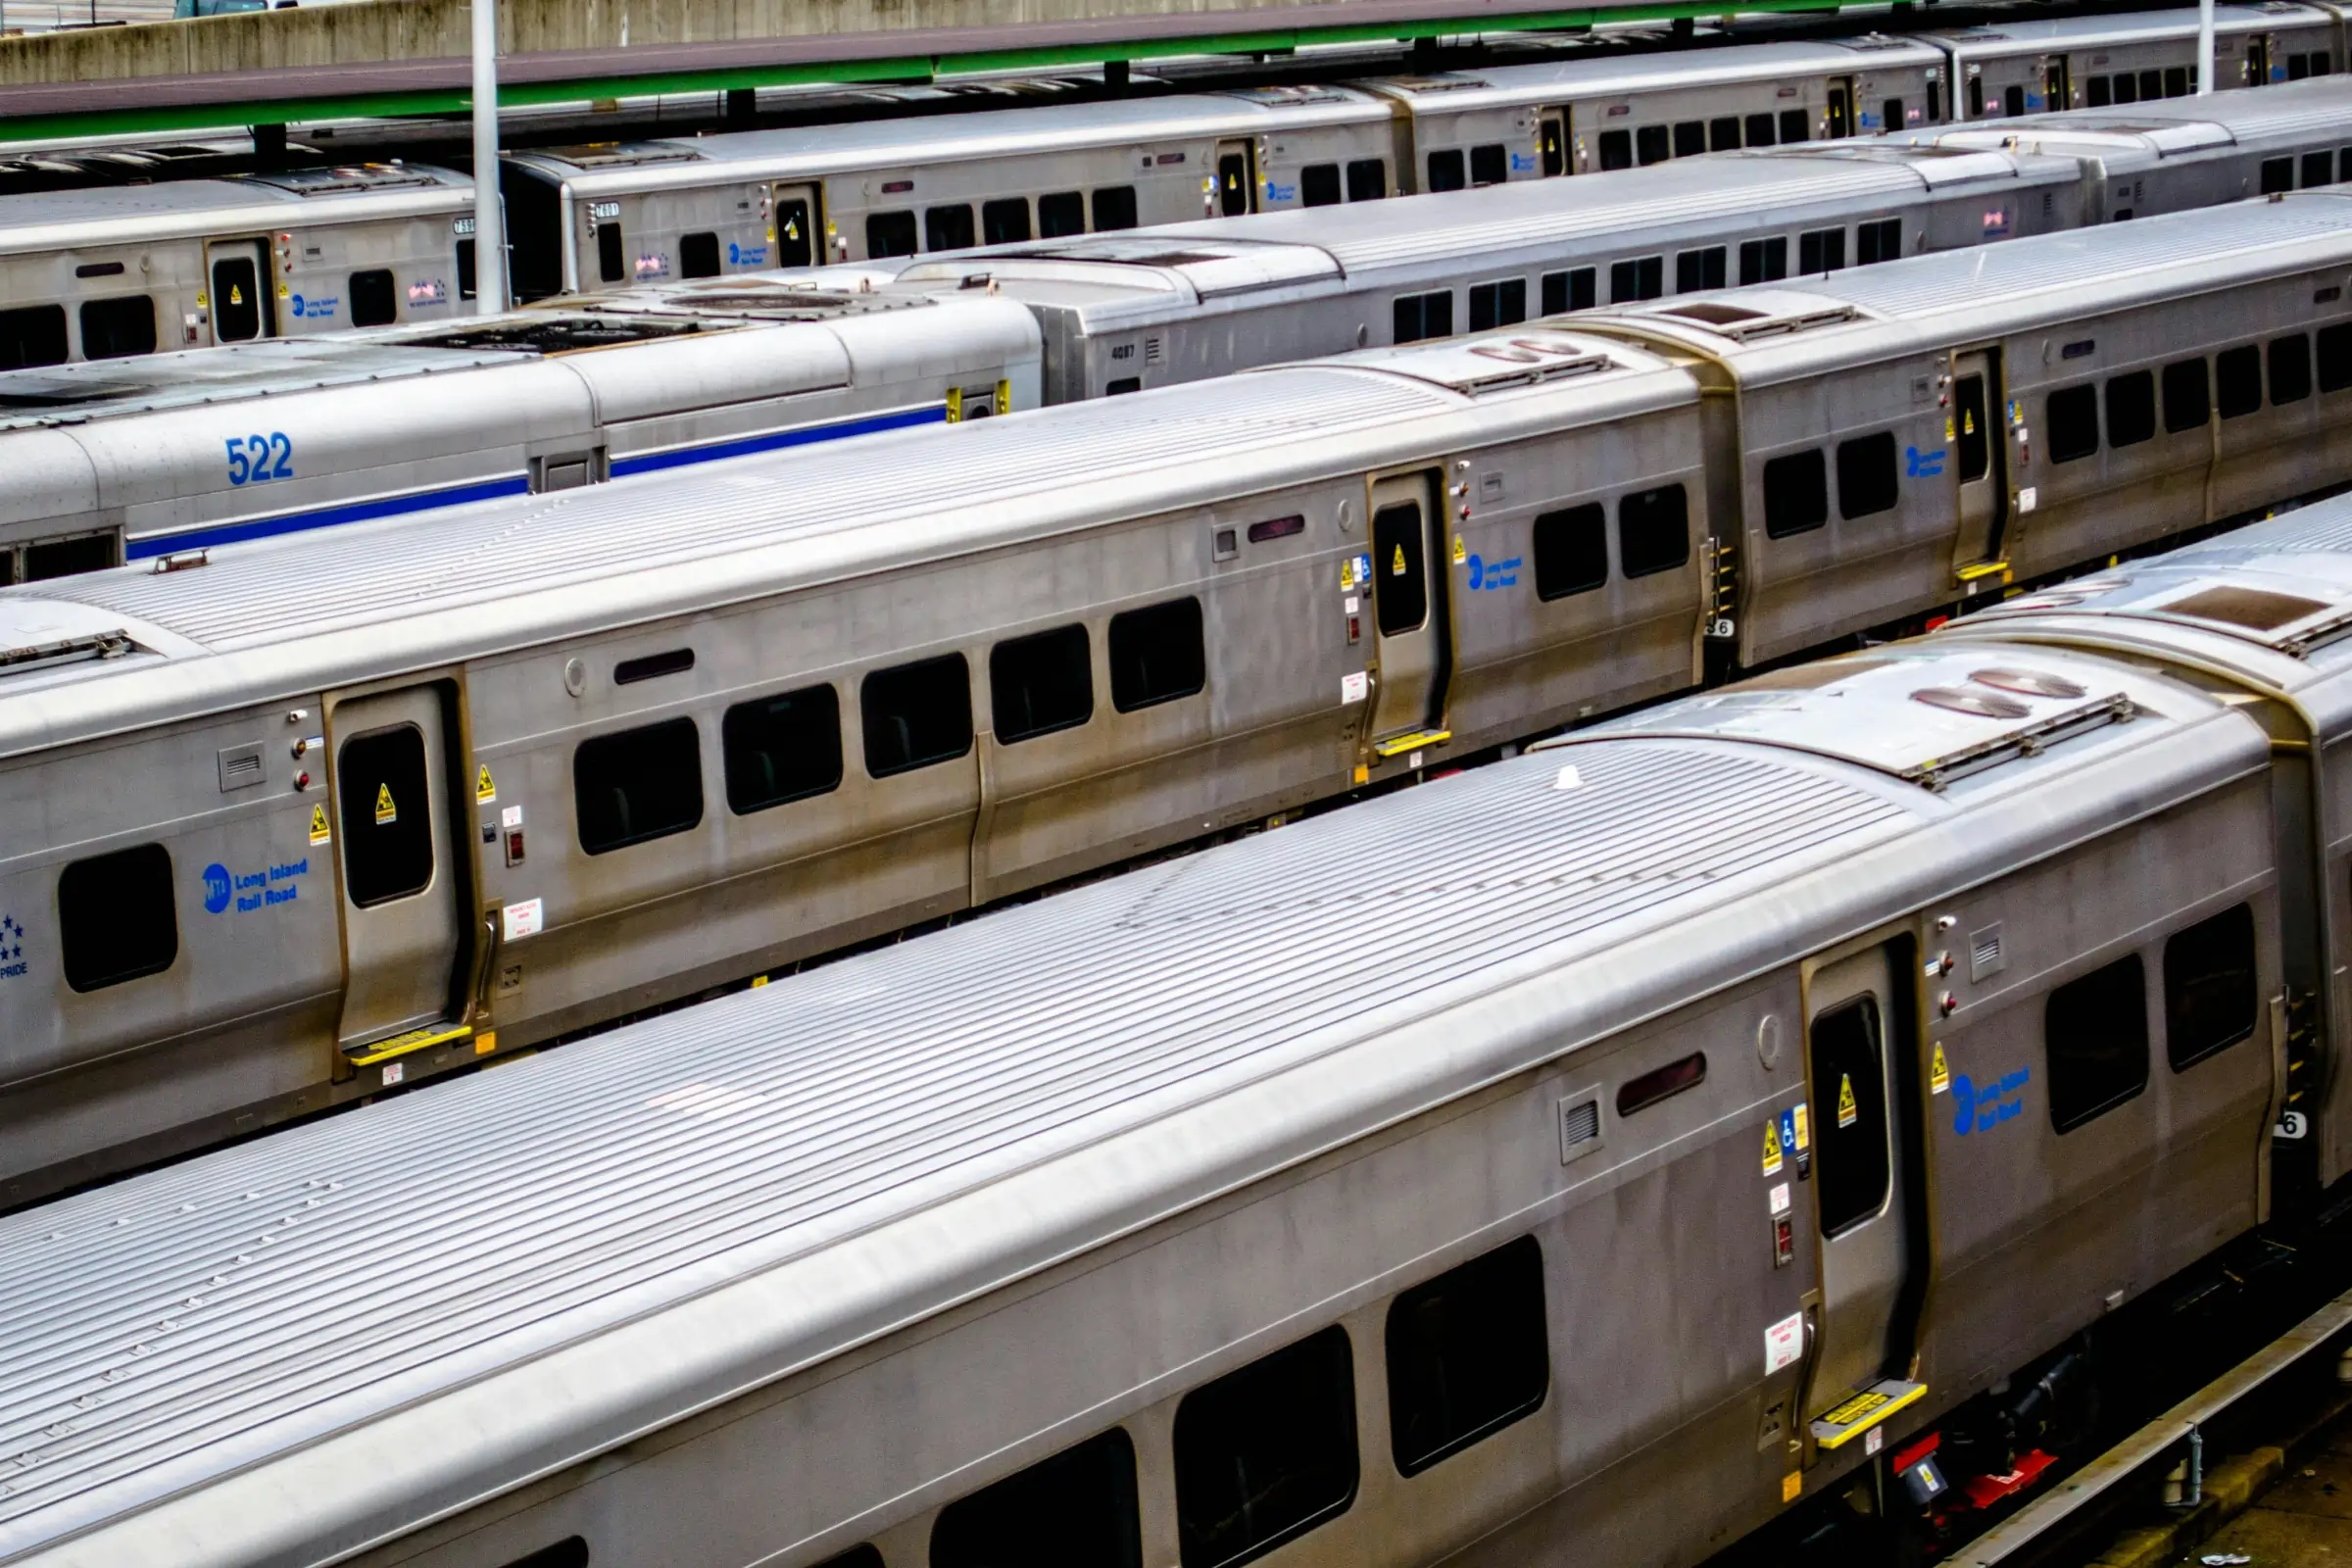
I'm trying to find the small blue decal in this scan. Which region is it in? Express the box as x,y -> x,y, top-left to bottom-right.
1266,181 -> 1298,203
203,863 -> 232,914
206,858 -> 310,916
0,913 -> 24,979
1951,1064 -> 2030,1136
1778,1107 -> 1797,1154
1906,445 -> 1947,478
1464,553 -> 1522,591
1510,152 -> 1537,172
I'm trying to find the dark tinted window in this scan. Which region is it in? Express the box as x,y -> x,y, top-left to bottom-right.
339,724 -> 436,904
2321,323 -> 2352,392
1393,290 -> 1452,344
1372,502 -> 1428,634
1617,1051 -> 1705,1115
574,717 -> 703,855
1855,218 -> 1901,266
348,268 -> 398,325
1744,112 -> 1776,147
2003,84 -> 2026,118
1092,186 -> 1139,231
982,197 -> 1031,244
992,624 -> 1093,743
1173,1326 -> 1358,1568
925,204 -> 976,252
2047,383 -> 2100,462
597,220 -> 626,283
1739,237 -> 1788,285
1608,256 -> 1662,303
1763,449 -> 1828,537
1597,130 -> 1632,171
2165,905 -> 2256,1071
1533,503 -> 1606,599
1955,373 -> 1990,481
1674,246 -> 1725,292
2262,156 -> 2294,194
0,304 -> 67,368
1635,124 -> 1670,166
862,654 -> 972,777
2218,344 -> 2264,417
1968,74 -> 1984,118
2113,70 -> 2139,104
932,1428 -> 1142,1568
1468,278 -> 1526,331
1540,268 -> 1594,315
2046,953 -> 2149,1131
866,211 -> 918,258
1798,227 -> 1845,274
59,843 -> 176,993
2307,151 -> 2335,189
496,1538 -> 588,1568
2164,357 -> 2211,431
1673,120 -> 1705,157
2087,74 -> 2113,106
1617,484 -> 1688,578
1347,159 -> 1387,202
1109,597 -> 1205,711
2272,333 -> 2313,404
1781,108 -> 1810,144
1883,96 -> 1904,130
1810,996 -> 1890,1236
1300,164 -> 1342,207
1038,190 -> 1086,237
1470,143 -> 1507,185
1427,148 -> 1467,190
80,295 -> 155,359
2106,369 -> 2156,447
1709,116 -> 1740,150
1836,432 -> 1898,519
678,232 -> 722,278
24,534 -> 113,579
1388,1237 -> 1548,1477
722,684 -> 842,814
2168,66 -> 2190,97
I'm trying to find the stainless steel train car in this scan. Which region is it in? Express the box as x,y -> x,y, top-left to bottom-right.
0,503 -> 2341,1566
9,192 -> 2352,1209
1942,3 -> 2340,117
0,163 -> 475,368
0,291 -> 1039,574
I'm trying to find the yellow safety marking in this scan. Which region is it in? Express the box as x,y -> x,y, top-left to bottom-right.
1945,416 -> 1955,442
474,1030 -> 499,1055
1837,1073 -> 1859,1129
1963,409 -> 1976,435
348,1022 -> 473,1066
1451,534 -> 1467,564
995,378 -> 1011,416
1392,543 -> 1408,575
1793,1103 -> 1810,1152
1351,763 -> 1370,785
374,783 -> 397,825
945,386 -> 963,423
475,764 -> 496,804
309,805 -> 331,846
1812,1382 -> 1929,1449
1782,1473 -> 1802,1503
1373,729 -> 1451,759
750,974 -> 769,989
228,284 -> 244,306
1956,561 -> 2012,582
1762,1121 -> 1784,1176
1930,1041 -> 1950,1096
196,291 -> 208,308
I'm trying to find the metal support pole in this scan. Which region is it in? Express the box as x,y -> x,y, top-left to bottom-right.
469,0 -> 509,314
2198,0 -> 2215,94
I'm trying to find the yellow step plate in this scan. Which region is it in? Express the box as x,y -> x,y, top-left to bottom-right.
1811,1379 -> 1928,1450
1373,729 -> 1452,760
1955,560 -> 2011,583
347,1022 -> 474,1067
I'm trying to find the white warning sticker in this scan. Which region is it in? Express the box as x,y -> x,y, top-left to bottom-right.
501,898 -> 544,942
1340,670 -> 1369,706
1765,1310 -> 1805,1375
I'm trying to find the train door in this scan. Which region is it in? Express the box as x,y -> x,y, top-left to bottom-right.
1827,78 -> 1855,138
2043,57 -> 2072,110
2248,37 -> 2272,85
1802,941 -> 1928,1454
205,239 -> 272,344
1949,347 -> 2010,579
770,182 -> 820,270
1539,109 -> 1568,175
327,684 -> 468,1057
1364,469 -> 1453,754
1215,139 -> 1257,216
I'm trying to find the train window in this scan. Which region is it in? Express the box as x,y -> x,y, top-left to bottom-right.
1091,186 -> 1139,231
1967,75 -> 1984,119
1300,164 -> 1343,207
1596,130 -> 1631,172
2046,384 -> 2100,463
0,304 -> 67,369
1219,151 -> 1251,216
1372,502 -> 1429,634
1617,1051 -> 1704,1115
1673,121 -> 1705,158
722,683 -> 843,815
2165,904 -> 2257,1072
349,268 -> 398,326
925,204 -> 976,252
456,238 -> 477,301
1038,190 -> 1086,238
2167,67 -> 2190,97
1532,503 -> 1607,599
2320,323 -> 2352,392
814,1551 -> 881,1568
2138,68 -> 2162,99
2217,345 -> 2264,418
1810,998 -> 1890,1236
1837,433 -> 1898,519
2343,148 -> 2352,183
494,1536 -> 589,1568
1468,279 -> 1526,331
1797,228 -> 1844,275
59,842 -> 177,993
991,624 -> 1093,744
2305,152 -> 2335,190
1674,247 -> 1726,292
2164,357 -> 2212,431
1105,377 -> 1142,395
596,220 -> 626,284
2291,51 -> 2312,81
1883,96 -> 1904,130
1955,374 -> 1990,481
2003,85 -> 2026,118
1540,268 -> 1594,315
1708,116 -> 1740,151
1347,159 -> 1387,202
1470,143 -> 1508,186
1387,1236 -> 1549,1477
2086,74 -> 2112,107
677,232 -> 721,279
2106,369 -> 2156,448
2271,333 -> 2313,405
1927,79 -> 1940,122
1739,237 -> 1788,286
1855,218 -> 1902,266
340,724 -> 437,903
24,535 -> 113,579
1764,450 -> 1829,538
1743,113 -> 1775,148
1780,108 -> 1810,145
1616,484 -> 1688,578
861,655 -> 973,777
982,197 -> 1031,244
2113,71 -> 2138,105
1173,1326 -> 1358,1568
1635,125 -> 1669,167
1393,290 -> 1453,345
2046,953 -> 2149,1131
574,717 -> 703,856
1427,148 -> 1468,191
866,211 -> 918,259
932,1428 -> 1142,1568
1108,597 -> 1205,711
1607,257 -> 1662,304
79,296 -> 155,360
2261,157 -> 2294,196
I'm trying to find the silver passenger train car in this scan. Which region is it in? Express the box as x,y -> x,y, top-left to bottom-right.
3,505 -> 2348,1567
12,194 -> 2352,1205
0,292 -> 1038,575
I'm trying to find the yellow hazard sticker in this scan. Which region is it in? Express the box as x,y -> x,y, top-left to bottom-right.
1963,409 -> 1977,435
229,284 -> 244,306
374,782 -> 397,826
1783,1472 -> 1802,1503
1762,1121 -> 1784,1176
475,764 -> 496,804
1451,534 -> 1467,564
309,804 -> 331,846
1793,1103 -> 1810,1152
1838,1073 -> 1859,1128
1392,543 -> 1408,575
474,1029 -> 498,1055
1930,1041 -> 1950,1096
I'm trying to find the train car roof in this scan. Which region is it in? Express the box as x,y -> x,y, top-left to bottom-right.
1931,1 -> 2328,54
0,165 -> 471,257
0,640 -> 2262,1566
1924,73 -> 2352,157
1346,33 -> 1945,111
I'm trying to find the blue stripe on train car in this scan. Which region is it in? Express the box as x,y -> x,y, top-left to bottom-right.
607,403 -> 949,477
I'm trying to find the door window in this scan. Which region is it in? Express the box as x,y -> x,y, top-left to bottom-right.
1809,995 -> 1891,1237
776,198 -> 813,268
1955,373 -> 1990,481
1218,151 -> 1251,215
596,220 -> 626,283
211,252 -> 264,341
339,724 -> 435,906
1371,501 -> 1429,635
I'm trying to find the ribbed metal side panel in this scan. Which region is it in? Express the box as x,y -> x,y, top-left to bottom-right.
0,743 -> 1906,1547
32,370 -> 1449,652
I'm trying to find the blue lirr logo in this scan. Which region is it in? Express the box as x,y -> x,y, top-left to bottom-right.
202,863 -> 232,915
